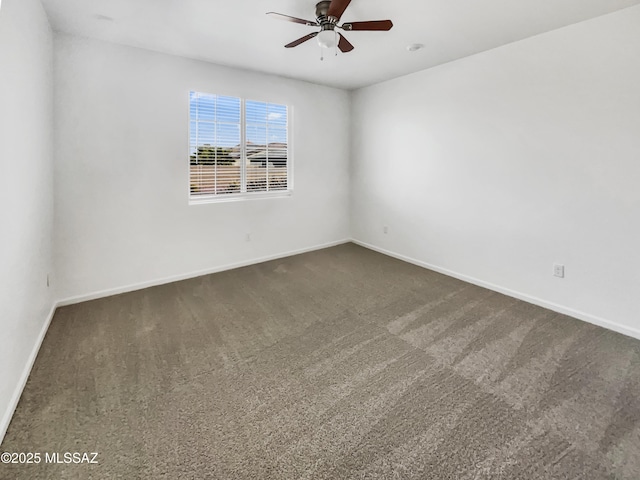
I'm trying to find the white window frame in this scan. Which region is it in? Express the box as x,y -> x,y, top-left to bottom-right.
188,93 -> 293,205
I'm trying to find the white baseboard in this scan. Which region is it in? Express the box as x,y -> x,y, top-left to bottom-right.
57,239 -> 351,307
352,239 -> 640,341
0,302 -> 58,446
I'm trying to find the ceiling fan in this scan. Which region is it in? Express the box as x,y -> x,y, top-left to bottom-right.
267,0 -> 393,55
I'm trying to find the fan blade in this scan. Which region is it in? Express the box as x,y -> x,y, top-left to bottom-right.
337,33 -> 354,53
285,32 -> 319,48
327,0 -> 352,22
267,12 -> 318,27
341,20 -> 393,31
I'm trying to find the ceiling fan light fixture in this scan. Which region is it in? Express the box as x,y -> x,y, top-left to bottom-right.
317,29 -> 337,49
269,0 -> 392,54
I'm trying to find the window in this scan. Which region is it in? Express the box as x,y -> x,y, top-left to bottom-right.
189,91 -> 291,202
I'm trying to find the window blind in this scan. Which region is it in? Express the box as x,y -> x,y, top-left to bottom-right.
245,100 -> 289,193
189,92 -> 289,200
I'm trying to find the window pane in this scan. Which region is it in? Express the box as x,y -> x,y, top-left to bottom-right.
196,122 -> 215,146
268,127 -> 287,145
217,96 -> 240,123
189,91 -> 241,197
216,165 -> 241,194
194,93 -> 216,121
217,124 -> 240,150
267,104 -> 287,127
269,169 -> 288,190
247,144 -> 267,166
246,100 -> 268,125
246,124 -> 267,146
268,147 -> 287,169
247,155 -> 267,192
189,93 -> 198,120
189,121 -> 198,146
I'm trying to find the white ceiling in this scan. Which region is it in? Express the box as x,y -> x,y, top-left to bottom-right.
41,0 -> 640,90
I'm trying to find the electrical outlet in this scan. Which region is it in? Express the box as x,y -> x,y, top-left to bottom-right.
553,264 -> 565,278
383,226 -> 388,234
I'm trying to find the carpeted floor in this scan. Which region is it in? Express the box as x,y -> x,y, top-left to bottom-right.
2,243 -> 639,479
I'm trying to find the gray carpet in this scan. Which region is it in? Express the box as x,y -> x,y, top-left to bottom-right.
2,243 -> 639,479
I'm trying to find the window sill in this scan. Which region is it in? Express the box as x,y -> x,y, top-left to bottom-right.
189,190 -> 292,205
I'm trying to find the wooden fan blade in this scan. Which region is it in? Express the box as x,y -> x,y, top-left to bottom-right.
337,33 -> 354,53
267,12 -> 318,27
285,32 -> 319,48
327,0 -> 352,21
342,20 -> 393,31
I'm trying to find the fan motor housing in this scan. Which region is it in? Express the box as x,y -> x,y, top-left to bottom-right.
315,1 -> 335,26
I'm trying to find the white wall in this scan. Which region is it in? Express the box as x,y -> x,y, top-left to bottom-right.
54,34 -> 350,301
0,0 -> 54,442
351,6 -> 640,338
